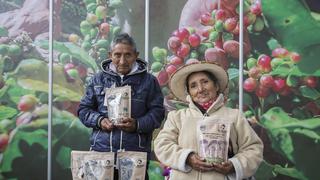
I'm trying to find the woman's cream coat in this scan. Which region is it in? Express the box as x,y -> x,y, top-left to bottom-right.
154,94 -> 263,180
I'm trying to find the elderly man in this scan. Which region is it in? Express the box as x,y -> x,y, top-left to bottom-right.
78,33 -> 165,179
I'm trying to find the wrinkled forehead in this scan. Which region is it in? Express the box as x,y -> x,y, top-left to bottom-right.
110,43 -> 137,54
186,71 -> 217,85
110,42 -> 137,53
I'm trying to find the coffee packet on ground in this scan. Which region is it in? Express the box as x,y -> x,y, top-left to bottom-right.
71,151 -> 115,180
104,85 -> 131,124
117,151 -> 147,180
197,120 -> 231,164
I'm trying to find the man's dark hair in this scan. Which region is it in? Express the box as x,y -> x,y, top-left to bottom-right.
110,33 -> 137,52
185,71 -> 219,93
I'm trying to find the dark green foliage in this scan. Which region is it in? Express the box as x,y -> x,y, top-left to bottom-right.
61,0 -> 87,34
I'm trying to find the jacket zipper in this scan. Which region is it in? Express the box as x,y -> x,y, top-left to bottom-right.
202,112 -> 209,120
120,76 -> 124,84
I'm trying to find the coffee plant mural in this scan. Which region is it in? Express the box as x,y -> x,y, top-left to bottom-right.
0,0 -> 319,179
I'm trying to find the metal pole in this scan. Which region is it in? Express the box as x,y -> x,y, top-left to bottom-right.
239,0 -> 244,113
48,0 -> 53,179
145,0 -> 149,63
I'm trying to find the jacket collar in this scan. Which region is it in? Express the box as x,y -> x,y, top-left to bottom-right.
187,93 -> 225,114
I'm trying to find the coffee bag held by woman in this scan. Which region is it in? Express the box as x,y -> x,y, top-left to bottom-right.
154,62 -> 263,180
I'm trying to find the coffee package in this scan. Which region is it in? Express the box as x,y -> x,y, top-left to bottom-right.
197,120 -> 231,164
71,151 -> 115,180
104,85 -> 131,124
117,151 -> 147,180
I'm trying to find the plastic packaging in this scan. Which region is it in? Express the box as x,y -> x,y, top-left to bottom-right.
117,151 -> 147,180
104,85 -> 131,124
71,151 -> 115,180
197,119 -> 231,164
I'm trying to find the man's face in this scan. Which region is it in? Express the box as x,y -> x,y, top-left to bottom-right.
109,43 -> 139,75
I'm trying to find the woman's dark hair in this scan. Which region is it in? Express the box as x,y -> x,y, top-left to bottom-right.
110,33 -> 137,52
185,71 -> 218,93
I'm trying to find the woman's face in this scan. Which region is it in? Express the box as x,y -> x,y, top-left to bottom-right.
187,72 -> 219,104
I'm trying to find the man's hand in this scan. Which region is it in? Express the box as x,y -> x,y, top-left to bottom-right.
100,118 -> 114,132
186,153 -> 215,172
212,161 -> 235,175
115,117 -> 136,133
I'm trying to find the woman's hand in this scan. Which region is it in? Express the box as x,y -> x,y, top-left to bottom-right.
186,153 -> 215,172
186,153 -> 235,174
212,161 -> 235,175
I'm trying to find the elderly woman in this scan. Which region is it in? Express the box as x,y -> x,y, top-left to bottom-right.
154,62 -> 263,180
